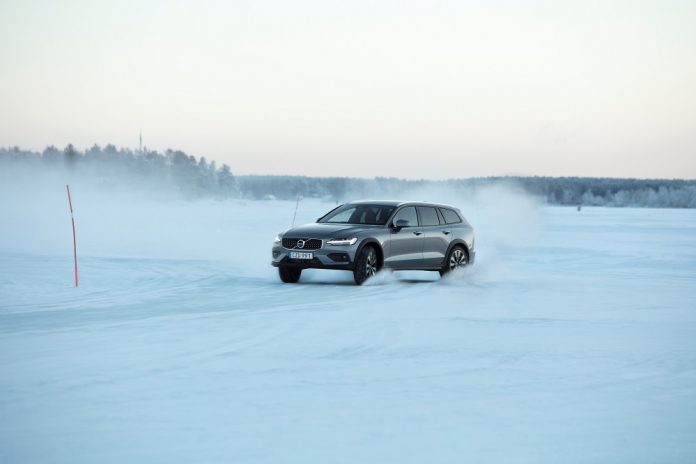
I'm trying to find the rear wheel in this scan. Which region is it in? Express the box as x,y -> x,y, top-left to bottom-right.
279,266 -> 302,283
439,246 -> 469,276
353,245 -> 378,285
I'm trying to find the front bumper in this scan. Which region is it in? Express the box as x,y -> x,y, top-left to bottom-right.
271,242 -> 360,270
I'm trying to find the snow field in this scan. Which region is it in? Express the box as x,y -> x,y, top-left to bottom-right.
1,191 -> 695,463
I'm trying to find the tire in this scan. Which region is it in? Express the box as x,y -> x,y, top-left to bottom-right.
439,246 -> 469,276
353,245 -> 379,285
279,266 -> 302,283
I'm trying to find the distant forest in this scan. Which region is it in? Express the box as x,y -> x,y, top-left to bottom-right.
1,144 -> 238,199
2,145 -> 695,208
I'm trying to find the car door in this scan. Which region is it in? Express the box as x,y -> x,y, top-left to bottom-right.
418,206 -> 450,268
385,206 -> 424,269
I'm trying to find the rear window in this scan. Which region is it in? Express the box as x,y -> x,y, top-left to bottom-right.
440,208 -> 463,224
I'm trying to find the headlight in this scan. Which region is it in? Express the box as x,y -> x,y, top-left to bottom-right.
273,235 -> 281,244
327,237 -> 357,246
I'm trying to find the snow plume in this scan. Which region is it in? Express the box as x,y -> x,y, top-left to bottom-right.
458,184 -> 542,285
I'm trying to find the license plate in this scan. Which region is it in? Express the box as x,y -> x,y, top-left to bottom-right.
289,251 -> 313,260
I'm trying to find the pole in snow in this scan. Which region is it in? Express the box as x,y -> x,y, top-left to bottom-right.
291,194 -> 301,227
66,185 -> 78,287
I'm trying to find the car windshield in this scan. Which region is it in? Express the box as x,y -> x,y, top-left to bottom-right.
318,204 -> 396,225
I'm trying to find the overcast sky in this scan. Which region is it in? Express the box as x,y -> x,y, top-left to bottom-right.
1,0 -> 695,179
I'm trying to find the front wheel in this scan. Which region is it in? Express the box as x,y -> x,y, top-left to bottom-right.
439,246 -> 469,276
279,266 -> 302,283
353,246 -> 378,285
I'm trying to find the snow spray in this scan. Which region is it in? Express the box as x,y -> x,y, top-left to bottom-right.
66,185 -> 79,287
291,194 -> 301,227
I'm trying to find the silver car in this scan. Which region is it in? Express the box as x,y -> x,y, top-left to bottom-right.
272,200 -> 475,285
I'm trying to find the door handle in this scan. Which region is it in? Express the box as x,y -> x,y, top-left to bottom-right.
442,230 -> 451,235
413,231 -> 422,236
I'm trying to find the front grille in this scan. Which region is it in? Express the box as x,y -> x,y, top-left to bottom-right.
282,238 -> 323,250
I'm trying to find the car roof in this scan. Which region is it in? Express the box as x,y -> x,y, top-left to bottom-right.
347,200 -> 460,210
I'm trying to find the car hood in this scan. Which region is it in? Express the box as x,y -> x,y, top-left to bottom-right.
283,223 -> 381,239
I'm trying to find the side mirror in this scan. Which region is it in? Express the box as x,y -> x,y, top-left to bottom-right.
392,219 -> 410,232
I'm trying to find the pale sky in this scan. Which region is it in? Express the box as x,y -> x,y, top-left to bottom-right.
1,0 -> 695,179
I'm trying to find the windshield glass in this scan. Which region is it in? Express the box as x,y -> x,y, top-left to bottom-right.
318,204 -> 396,225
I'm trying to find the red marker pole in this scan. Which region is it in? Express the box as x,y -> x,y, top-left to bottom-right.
66,185 -> 79,287
291,194 -> 301,227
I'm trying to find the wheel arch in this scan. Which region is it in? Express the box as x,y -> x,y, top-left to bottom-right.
356,238 -> 384,268
445,239 -> 470,262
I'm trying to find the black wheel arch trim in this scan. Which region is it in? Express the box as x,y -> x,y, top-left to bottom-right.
356,238 -> 384,267
445,239 -> 470,261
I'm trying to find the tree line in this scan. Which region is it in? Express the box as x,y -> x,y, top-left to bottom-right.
2,145 -> 695,207
0,144 -> 238,199
237,175 -> 696,208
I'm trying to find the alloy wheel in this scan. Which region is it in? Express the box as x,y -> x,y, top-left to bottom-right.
449,248 -> 468,270
366,250 -> 377,277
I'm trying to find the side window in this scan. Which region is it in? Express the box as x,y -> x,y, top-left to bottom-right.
418,207 -> 440,226
392,206 -> 418,227
440,208 -> 463,224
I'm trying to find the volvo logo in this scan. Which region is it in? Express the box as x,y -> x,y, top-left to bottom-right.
296,239 -> 306,249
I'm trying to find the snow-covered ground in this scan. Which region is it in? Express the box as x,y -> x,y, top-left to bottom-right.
1,191 -> 695,463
